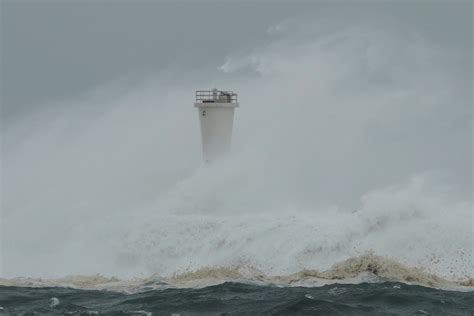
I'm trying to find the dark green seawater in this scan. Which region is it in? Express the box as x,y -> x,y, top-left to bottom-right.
0,282 -> 472,315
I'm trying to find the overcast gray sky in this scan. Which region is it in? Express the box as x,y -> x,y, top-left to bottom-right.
1,1 -> 472,122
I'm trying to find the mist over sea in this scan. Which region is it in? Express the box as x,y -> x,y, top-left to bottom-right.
1,2 -> 472,315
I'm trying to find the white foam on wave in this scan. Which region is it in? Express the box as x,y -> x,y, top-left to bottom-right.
112,174 -> 472,283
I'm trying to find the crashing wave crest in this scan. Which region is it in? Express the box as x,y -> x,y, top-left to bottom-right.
1,253 -> 472,293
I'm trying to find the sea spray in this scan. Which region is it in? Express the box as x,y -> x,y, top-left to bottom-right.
2,16 -> 471,283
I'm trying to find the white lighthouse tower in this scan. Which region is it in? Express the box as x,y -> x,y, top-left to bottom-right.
194,89 -> 239,162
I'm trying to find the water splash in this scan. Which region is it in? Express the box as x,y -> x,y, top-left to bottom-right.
2,15 -> 471,284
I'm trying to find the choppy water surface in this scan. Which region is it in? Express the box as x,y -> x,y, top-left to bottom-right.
1,282 -> 473,315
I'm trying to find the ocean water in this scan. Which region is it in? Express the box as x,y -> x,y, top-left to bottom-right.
1,282 -> 473,315
1,253 -> 473,315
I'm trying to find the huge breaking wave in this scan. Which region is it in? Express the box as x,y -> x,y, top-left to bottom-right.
1,11 -> 472,290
